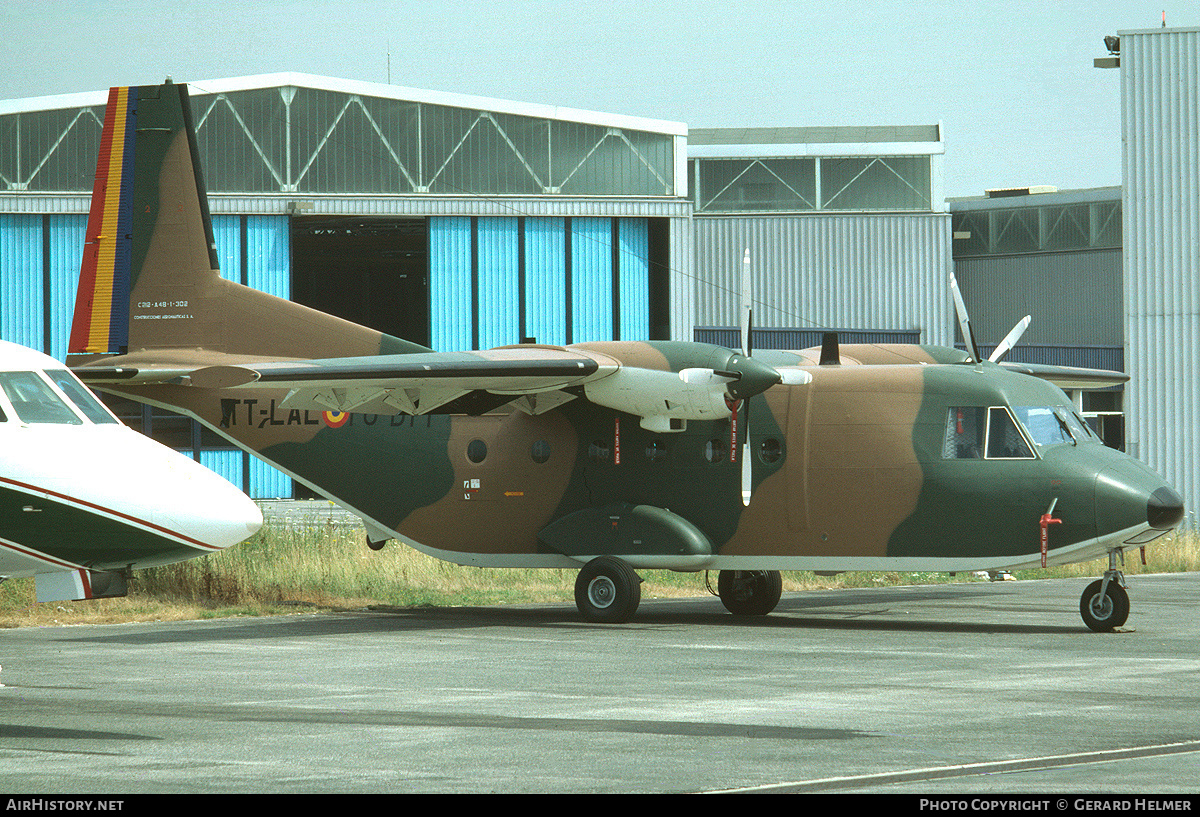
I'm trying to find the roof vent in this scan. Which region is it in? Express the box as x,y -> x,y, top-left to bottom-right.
984,186 -> 1058,198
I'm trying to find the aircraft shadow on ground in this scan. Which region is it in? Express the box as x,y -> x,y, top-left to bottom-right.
59,585 -> 1083,645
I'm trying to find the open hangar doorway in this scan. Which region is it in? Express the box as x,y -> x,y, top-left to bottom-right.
289,216 -> 429,500
291,216 -> 430,348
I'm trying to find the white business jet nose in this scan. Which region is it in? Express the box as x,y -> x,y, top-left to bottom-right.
123,436 -> 264,552
39,425 -> 262,560
153,452 -> 264,550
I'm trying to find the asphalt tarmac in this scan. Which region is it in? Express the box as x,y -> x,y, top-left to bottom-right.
2,573 -> 1198,795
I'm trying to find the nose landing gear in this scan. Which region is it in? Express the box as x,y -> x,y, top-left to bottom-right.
1080,550 -> 1130,632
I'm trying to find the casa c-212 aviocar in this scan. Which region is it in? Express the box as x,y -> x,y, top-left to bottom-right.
67,81 -> 1184,630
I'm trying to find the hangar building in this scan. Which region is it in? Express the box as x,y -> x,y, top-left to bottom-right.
686,125 -> 951,347
1117,26 -> 1200,529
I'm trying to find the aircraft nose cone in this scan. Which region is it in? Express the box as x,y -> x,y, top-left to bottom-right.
1147,486 -> 1184,530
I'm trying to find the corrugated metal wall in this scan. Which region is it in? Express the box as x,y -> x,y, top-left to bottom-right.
429,215 -> 651,350
695,327 -> 921,349
46,215 -> 86,361
477,217 -> 520,350
618,218 -> 650,341
691,213 -> 952,344
0,214 -> 43,351
0,213 -> 86,359
1122,27 -> 1200,526
955,249 -> 1122,347
429,216 -> 474,351
525,217 -> 567,345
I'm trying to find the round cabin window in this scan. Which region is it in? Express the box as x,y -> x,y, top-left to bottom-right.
467,439 -> 487,463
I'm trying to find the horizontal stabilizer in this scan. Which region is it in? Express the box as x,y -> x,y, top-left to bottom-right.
72,366 -> 196,384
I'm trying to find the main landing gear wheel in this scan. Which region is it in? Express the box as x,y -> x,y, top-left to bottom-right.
1080,579 -> 1130,632
575,556 -> 642,623
717,570 -> 783,616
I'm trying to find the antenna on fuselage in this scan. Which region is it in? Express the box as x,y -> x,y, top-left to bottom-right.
819,332 -> 840,365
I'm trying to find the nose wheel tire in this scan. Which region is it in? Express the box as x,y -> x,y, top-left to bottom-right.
575,556 -> 642,623
717,570 -> 783,616
1080,579 -> 1130,632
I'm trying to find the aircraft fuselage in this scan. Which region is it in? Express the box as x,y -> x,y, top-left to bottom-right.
98,354 -> 1179,577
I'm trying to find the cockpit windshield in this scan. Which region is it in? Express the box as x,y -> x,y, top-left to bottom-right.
1013,406 -> 1096,448
46,370 -> 120,424
1014,407 -> 1073,446
0,371 -> 82,424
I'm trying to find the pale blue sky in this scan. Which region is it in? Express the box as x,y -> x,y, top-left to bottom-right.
2,1 -> 1194,198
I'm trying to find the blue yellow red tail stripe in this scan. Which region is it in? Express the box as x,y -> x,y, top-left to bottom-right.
69,86 -> 136,355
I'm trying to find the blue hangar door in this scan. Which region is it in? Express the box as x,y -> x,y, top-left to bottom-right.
429,216 -> 653,351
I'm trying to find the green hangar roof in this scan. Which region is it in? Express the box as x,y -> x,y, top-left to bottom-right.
0,72 -> 688,200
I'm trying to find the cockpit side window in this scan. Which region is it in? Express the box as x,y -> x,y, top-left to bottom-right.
943,407 -> 984,459
46,370 -> 120,424
1062,408 -> 1096,441
986,407 -> 1035,459
944,406 -> 1035,460
0,372 -> 82,425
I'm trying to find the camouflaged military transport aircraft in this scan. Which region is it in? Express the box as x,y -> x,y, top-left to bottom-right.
0,339 -> 262,603
67,81 -> 1184,630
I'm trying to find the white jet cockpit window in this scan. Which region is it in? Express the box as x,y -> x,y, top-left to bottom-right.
0,371 -> 83,425
46,370 -> 120,424
944,406 -> 1035,460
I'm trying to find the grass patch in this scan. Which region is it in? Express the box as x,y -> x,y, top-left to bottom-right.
2,523 -> 1196,628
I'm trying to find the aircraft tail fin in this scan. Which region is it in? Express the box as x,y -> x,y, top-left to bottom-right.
69,81 -> 429,367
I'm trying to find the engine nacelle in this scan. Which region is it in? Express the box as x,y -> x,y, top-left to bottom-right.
583,367 -> 733,431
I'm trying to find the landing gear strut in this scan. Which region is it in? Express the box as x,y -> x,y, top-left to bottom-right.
717,570 -> 783,616
1079,550 -> 1130,632
575,556 -> 642,623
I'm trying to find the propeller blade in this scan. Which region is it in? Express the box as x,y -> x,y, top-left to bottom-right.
988,315 -> 1032,363
679,367 -> 736,386
739,392 -> 753,506
778,369 -> 813,386
949,273 -> 982,364
741,248 -> 753,506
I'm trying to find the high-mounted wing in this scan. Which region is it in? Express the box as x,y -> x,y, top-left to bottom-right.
999,362 -> 1130,390
182,347 -> 614,417
110,341 -> 810,432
